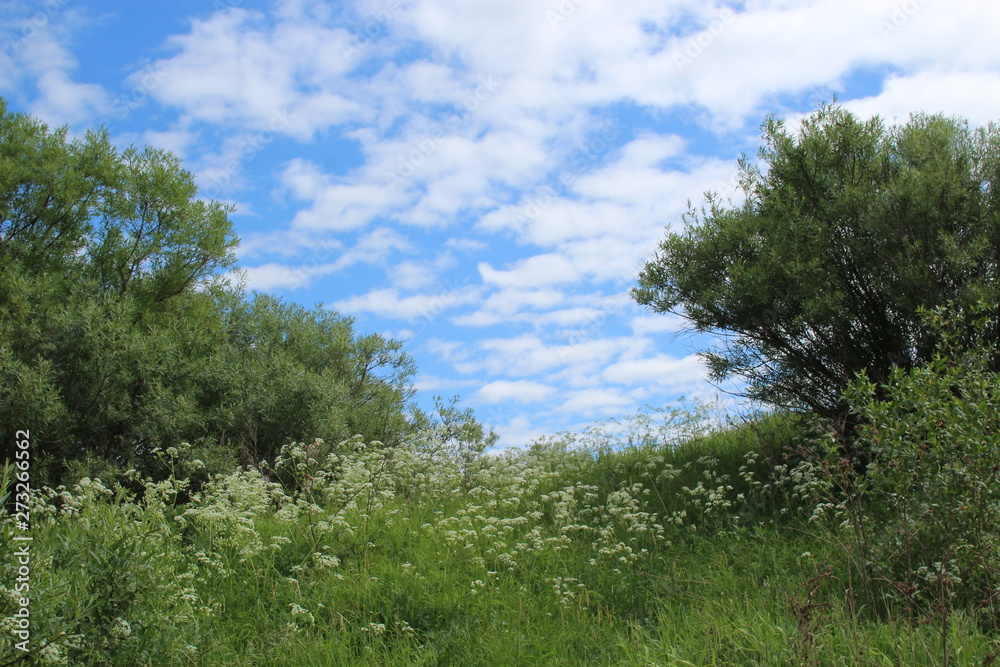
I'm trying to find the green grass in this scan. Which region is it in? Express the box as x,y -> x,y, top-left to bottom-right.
2,412 -> 998,665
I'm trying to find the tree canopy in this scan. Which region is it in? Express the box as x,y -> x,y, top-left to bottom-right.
633,105 -> 1000,428
0,99 -> 418,485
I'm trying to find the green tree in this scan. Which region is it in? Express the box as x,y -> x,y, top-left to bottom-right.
0,99 -> 236,292
0,100 -> 418,484
1,99 -> 239,482
205,294 -> 417,464
633,105 -> 1000,435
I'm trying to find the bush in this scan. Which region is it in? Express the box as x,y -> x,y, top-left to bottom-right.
844,305 -> 1000,625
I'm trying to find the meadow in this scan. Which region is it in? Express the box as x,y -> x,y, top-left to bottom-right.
4,95 -> 1000,667
3,402 -> 999,666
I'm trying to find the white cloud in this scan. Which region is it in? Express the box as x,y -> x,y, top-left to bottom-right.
455,287 -> 631,329
0,51 -> 16,91
291,181 -> 398,231
236,229 -> 341,262
533,307 -> 608,328
279,158 -> 413,232
451,287 -> 566,327
477,139 -> 738,255
130,0 -> 995,251
141,8 -> 359,137
558,388 -> 635,415
389,253 -> 457,291
240,262 -> 316,291
479,254 -> 581,288
843,70 -> 1000,128
238,226 -> 410,290
467,334 -> 645,380
280,158 -> 329,200
141,128 -> 197,158
30,69 -> 107,126
10,0 -> 997,446
476,380 -> 555,404
631,314 -> 688,335
490,415 -> 551,450
445,237 -> 487,253
603,353 -> 706,388
333,285 -> 482,321
4,15 -> 109,127
412,372 -> 468,394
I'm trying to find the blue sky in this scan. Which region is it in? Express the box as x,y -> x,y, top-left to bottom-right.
4,0 -> 1000,447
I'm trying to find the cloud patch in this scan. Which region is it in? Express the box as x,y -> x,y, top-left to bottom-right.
477,380 -> 556,404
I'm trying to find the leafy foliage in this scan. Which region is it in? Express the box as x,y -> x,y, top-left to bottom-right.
4,407 -> 997,665
633,104 -> 1000,427
843,306 -> 1000,623
4,95 -> 999,665
0,99 -> 416,484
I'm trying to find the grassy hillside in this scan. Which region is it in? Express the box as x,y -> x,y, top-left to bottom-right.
3,407 -> 998,665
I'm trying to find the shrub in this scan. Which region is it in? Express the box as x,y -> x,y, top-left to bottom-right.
844,305 -> 1000,625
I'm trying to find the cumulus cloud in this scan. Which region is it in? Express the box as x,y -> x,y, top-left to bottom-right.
476,380 -> 556,404
843,70 -> 1000,128
558,388 -> 635,415
238,226 -> 410,290
603,354 -> 706,388
29,69 -> 107,126
140,8 -> 359,137
451,287 -> 566,327
332,285 -> 482,322
9,0 -> 996,443
479,254 -> 582,288
1,10 -> 109,127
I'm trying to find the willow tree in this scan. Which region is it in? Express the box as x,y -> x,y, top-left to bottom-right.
0,99 -> 417,484
633,105 -> 1000,436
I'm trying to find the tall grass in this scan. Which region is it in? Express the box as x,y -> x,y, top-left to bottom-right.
2,408 -> 998,665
